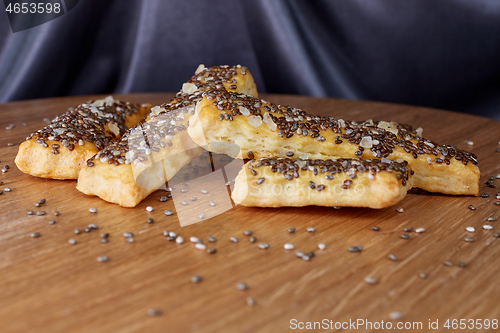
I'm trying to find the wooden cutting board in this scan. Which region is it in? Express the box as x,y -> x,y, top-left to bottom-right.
0,93 -> 499,333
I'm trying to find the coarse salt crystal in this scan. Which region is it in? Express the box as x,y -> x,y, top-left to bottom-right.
263,112 -> 277,131
150,106 -> 166,115
93,99 -> 105,107
108,122 -> 120,136
54,128 -> 65,135
247,115 -> 262,128
105,96 -> 114,106
182,83 -> 198,95
359,136 -> 373,149
295,160 -> 306,168
195,64 -> 205,75
377,121 -> 398,134
238,106 -> 250,116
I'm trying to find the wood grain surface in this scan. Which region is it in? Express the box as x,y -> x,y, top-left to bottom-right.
0,93 -> 499,333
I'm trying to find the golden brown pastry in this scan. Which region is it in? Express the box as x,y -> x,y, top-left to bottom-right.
77,65 -> 258,207
232,157 -> 412,209
15,96 -> 150,179
188,90 -> 480,195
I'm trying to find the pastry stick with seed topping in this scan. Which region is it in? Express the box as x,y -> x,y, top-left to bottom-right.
15,97 -> 151,179
232,157 -> 413,209
188,89 -> 480,195
77,65 -> 258,207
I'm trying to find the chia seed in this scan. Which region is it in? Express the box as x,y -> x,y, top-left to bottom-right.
97,256 -> 109,262
348,246 -> 362,252
195,243 -> 206,250
388,254 -> 398,261
236,283 -> 248,291
147,308 -> 162,317
191,275 -> 202,283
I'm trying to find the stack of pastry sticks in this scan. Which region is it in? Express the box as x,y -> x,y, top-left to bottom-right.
16,65 -> 480,210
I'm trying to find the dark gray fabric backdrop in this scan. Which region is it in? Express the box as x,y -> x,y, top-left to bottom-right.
1,0 -> 500,119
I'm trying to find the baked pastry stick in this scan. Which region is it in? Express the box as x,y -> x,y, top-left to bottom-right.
232,157 -> 412,209
77,65 -> 258,207
188,90 -> 480,195
15,96 -> 150,179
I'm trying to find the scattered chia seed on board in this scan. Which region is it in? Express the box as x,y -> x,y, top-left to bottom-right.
191,275 -> 202,283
